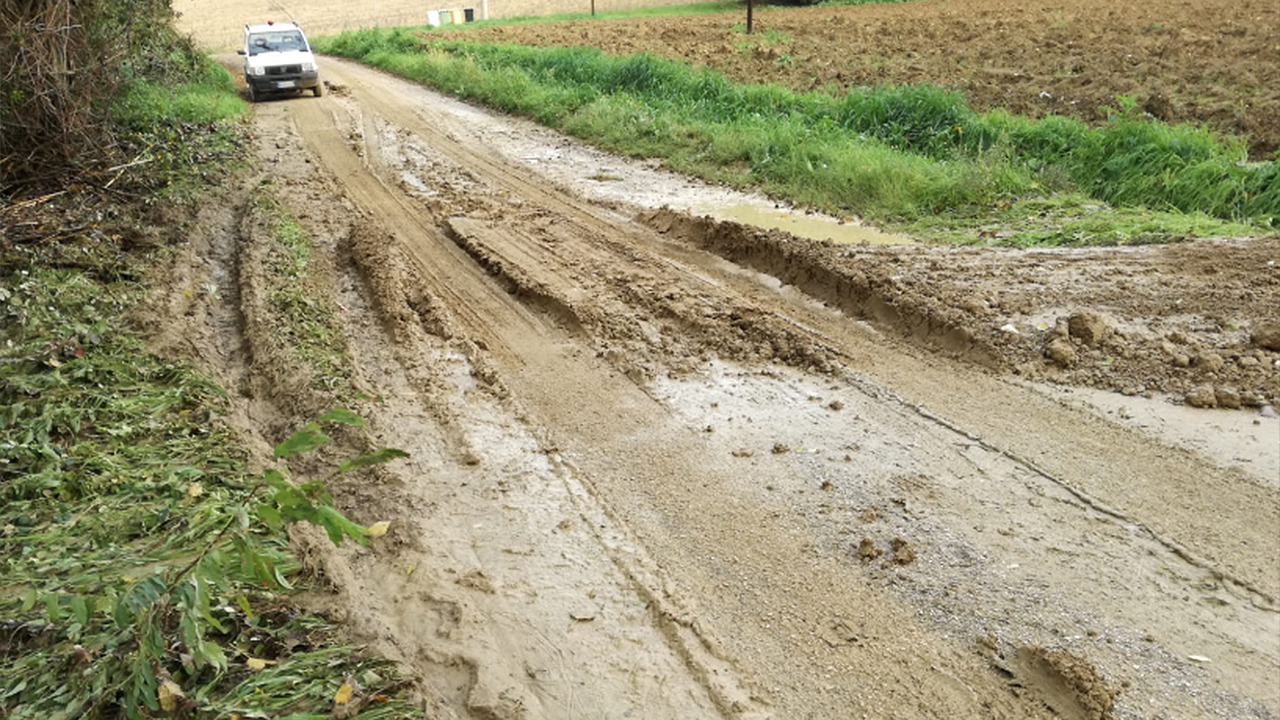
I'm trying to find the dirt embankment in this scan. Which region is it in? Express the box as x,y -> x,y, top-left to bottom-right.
432,0 -> 1280,159
642,209 -> 1280,409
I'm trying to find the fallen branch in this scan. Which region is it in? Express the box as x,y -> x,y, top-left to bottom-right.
0,190 -> 68,217
102,155 -> 153,189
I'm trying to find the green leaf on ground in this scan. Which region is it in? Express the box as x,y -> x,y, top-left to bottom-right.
273,423 -> 331,458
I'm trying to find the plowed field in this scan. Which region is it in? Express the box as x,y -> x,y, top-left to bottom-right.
431,0 -> 1280,159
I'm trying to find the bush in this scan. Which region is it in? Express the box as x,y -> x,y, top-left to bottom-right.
0,0 -> 204,193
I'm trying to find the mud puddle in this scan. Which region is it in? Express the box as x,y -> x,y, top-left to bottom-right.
690,202 -> 911,245
1032,383 -> 1280,486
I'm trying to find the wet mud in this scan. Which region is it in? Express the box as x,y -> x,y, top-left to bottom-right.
640,208 -> 1280,409
142,57 -> 1280,720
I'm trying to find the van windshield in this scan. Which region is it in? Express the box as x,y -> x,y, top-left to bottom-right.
247,31 -> 307,56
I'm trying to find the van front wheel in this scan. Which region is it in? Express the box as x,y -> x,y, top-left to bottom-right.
313,82 -> 323,98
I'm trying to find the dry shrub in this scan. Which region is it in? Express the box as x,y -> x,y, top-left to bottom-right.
0,0 -> 180,193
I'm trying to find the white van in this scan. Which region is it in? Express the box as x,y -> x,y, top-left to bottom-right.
238,21 -> 322,102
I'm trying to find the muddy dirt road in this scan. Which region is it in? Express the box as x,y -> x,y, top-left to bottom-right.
169,57 -> 1279,719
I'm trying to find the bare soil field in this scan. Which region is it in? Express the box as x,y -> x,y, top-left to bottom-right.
147,57 -> 1279,720
173,0 -> 703,50
431,0 -> 1280,159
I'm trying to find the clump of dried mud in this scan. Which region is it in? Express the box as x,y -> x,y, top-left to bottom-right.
1014,646 -> 1119,720
643,209 -> 1280,409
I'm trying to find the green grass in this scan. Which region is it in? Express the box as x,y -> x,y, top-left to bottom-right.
252,186 -> 354,393
110,58 -> 250,201
314,32 -> 1278,242
730,26 -> 793,44
905,195 -> 1261,246
0,46 -> 417,720
113,58 -> 246,127
0,245 -> 413,718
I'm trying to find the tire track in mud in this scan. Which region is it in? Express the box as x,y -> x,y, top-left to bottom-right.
287,96 -> 773,719
344,78 -> 841,381
282,79 -> 1078,720
329,231 -> 741,720
291,103 -> 546,369
250,60 -> 1280,719
318,61 -> 1279,613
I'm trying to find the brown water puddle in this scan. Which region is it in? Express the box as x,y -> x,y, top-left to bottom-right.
693,202 -> 913,245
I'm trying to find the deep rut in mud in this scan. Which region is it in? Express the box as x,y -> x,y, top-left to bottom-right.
158,58 -> 1280,720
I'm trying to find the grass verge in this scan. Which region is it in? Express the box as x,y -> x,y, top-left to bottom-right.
1,53 -> 418,720
314,32 -> 1276,244
114,60 -> 247,128
904,196 -> 1261,247
110,58 -> 252,202
457,0 -> 742,27
0,235 -> 414,719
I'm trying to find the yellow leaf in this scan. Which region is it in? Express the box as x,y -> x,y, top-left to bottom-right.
334,681 -> 355,705
367,521 -> 391,538
246,657 -> 274,671
186,483 -> 204,500
158,680 -> 184,712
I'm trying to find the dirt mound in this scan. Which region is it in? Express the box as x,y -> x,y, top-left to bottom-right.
642,208 -> 1280,408
433,0 -> 1279,159
1013,647 -> 1118,720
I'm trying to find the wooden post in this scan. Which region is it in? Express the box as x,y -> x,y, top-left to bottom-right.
592,0 -> 596,16
747,0 -> 753,34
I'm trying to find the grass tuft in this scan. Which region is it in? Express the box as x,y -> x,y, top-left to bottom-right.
113,59 -> 246,127
108,58 -> 250,202
251,185 -> 354,393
